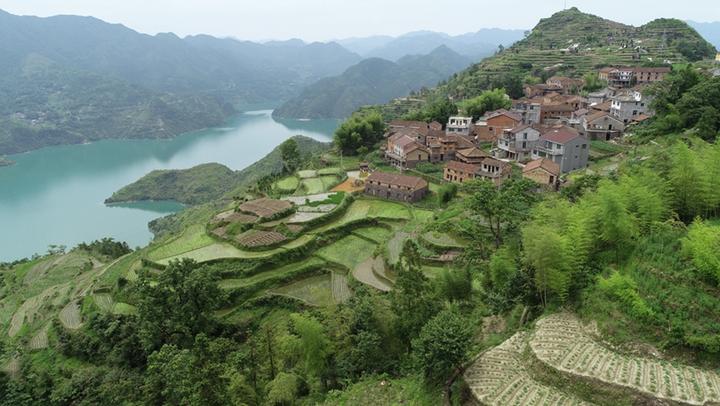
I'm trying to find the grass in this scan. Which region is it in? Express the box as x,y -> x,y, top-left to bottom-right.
268,274 -> 334,307
313,199 -> 413,233
298,178 -> 326,195
353,226 -> 393,243
421,231 -> 467,248
322,374 -> 440,406
112,303 -> 138,315
320,175 -> 342,189
315,235 -> 377,270
298,170 -> 318,179
317,167 -> 343,176
219,257 -> 326,289
147,224 -> 215,261
157,242 -> 284,264
422,265 -> 448,279
274,175 -> 299,192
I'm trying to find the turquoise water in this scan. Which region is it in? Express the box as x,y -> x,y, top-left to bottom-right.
0,110 -> 337,261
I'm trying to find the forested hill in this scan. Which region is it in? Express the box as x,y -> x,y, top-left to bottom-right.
392,8 -> 716,106
273,46 -> 471,119
0,9 -> 360,154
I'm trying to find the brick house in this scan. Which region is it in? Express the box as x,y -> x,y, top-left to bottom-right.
456,147 -> 490,164
546,76 -> 585,92
599,66 -> 670,88
531,126 -> 589,173
474,109 -> 522,142
523,158 -> 561,189
385,133 -> 429,169
364,172 -> 428,202
633,67 -> 671,84
425,132 -> 475,163
444,157 -> 510,186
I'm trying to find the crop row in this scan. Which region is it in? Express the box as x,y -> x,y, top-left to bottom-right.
530,314 -> 720,405
464,332 -> 591,406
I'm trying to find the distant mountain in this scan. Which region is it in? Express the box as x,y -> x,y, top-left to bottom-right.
0,9 -> 361,154
273,46 -> 471,119
687,21 -> 720,49
339,29 -> 526,61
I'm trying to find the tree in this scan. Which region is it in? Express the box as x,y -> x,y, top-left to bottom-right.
265,372 -> 300,406
404,98 -> 458,126
682,219 -> 720,284
595,183 -> 637,262
459,89 -> 511,121
522,224 -> 572,305
391,241 -> 439,349
465,177 -> 537,248
582,72 -> 606,92
333,111 -> 385,155
136,258 -> 225,352
668,142 -> 711,221
287,313 -> 332,389
412,307 -> 473,384
279,138 -> 301,173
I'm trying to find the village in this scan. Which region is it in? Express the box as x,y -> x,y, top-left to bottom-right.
372,65 -> 670,198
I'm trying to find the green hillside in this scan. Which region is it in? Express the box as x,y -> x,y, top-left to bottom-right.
417,8 -> 716,101
273,46 -> 470,119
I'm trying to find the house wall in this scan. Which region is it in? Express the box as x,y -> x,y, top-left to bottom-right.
475,116 -> 519,142
523,168 -> 556,187
443,167 -> 476,184
557,137 -> 589,173
364,182 -> 427,202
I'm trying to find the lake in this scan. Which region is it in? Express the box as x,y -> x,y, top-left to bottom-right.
0,110 -> 338,261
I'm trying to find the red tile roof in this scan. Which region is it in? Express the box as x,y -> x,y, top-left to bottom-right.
540,126 -> 580,144
523,158 -> 560,176
446,160 -> 481,174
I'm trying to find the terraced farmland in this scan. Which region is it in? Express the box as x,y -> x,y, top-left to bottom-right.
331,272 -> 351,303
59,300 -> 82,330
530,314 -> 720,405
269,274 -> 335,307
465,332 -> 591,406
147,224 -> 215,261
352,257 -> 392,292
316,235 -> 376,270
235,230 -> 287,248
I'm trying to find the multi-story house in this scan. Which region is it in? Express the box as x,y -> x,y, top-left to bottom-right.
599,66 -> 670,88
443,157 -> 510,186
511,98 -> 542,124
580,111 -> 625,140
446,116 -> 474,136
455,147 -> 490,164
523,158 -> 561,189
610,88 -> 652,124
474,110 -> 522,142
531,126 -> 589,173
493,124 -> 542,162
384,133 -> 429,169
425,132 -> 475,163
546,76 -> 585,93
633,67 -> 671,84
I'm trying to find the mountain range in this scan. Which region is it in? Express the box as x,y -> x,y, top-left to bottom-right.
688,21 -> 720,48
273,46 -> 472,119
336,29 -> 527,61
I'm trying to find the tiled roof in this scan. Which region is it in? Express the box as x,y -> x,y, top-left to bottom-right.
367,172 -> 428,190
523,158 -> 560,176
486,109 -> 522,122
540,126 -> 580,144
446,160 -> 481,174
457,147 -> 490,159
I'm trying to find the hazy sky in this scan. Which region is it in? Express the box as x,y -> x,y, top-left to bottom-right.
0,0 -> 718,42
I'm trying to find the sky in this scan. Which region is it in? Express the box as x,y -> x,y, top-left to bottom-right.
0,0 -> 718,42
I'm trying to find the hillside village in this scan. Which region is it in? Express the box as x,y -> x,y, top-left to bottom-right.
2,6 -> 720,406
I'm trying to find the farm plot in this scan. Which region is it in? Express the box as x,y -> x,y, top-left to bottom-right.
156,242 -> 283,265
297,178 -> 326,195
211,211 -> 258,225
268,274 -> 334,307
8,284 -> 71,337
298,170 -> 318,179
113,303 -> 138,315
386,231 -> 410,265
235,230 -> 287,248
331,271 -> 351,303
219,257 -> 326,290
317,167 -> 343,176
465,332 -> 592,406
239,198 -> 292,219
286,212 -> 326,224
147,224 -> 215,261
352,257 -> 392,292
316,235 -> 376,270
313,200 -> 412,233
283,193 -> 333,205
320,175 -> 342,190
93,293 -> 115,313
421,231 -> 466,248
530,313 -> 720,405
352,226 -> 392,243
59,300 -> 82,330
274,175 -> 300,193
29,324 -> 49,350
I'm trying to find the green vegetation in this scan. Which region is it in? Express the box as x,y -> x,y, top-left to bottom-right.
333,110 -> 386,155
458,88 -> 512,120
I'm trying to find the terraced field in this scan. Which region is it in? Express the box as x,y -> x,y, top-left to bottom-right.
316,235 -> 376,270
530,314 -> 720,405
147,224 -> 215,261
352,226 -> 393,243
219,258 -> 326,290
269,274 -> 335,307
312,200 -> 413,233
92,293 -> 115,313
331,272 -> 351,303
465,332 -> 592,406
156,242 -> 282,264
352,257 -> 392,292
59,300 -> 82,330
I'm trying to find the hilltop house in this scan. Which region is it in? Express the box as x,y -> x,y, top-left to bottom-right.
443,157 -> 510,186
446,116 -> 474,136
493,124 -> 542,162
425,132 -> 475,163
364,172 -> 428,202
580,111 -> 625,140
523,158 -> 561,189
474,109 -> 522,142
546,76 -> 584,92
531,126 -> 589,173
598,66 -> 670,88
524,83 -> 563,98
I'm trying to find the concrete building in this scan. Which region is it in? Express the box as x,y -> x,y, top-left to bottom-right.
511,99 -> 542,124
455,147 -> 490,164
610,88 -> 651,124
364,172 -> 428,202
474,110 -> 522,142
446,116 -> 474,136
384,133 -> 429,169
443,158 -> 510,186
531,126 -> 589,173
493,124 -> 542,162
580,111 -> 625,140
